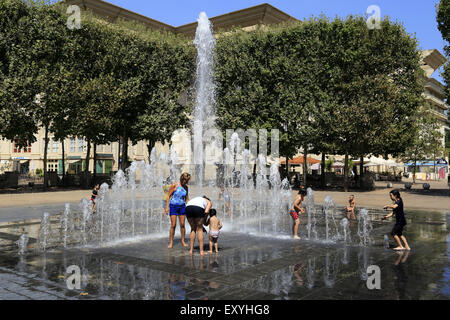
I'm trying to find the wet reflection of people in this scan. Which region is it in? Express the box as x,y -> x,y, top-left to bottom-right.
167,273 -> 186,300
393,251 -> 409,300
291,263 -> 305,287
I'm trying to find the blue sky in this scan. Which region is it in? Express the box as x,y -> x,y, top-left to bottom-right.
106,0 -> 447,82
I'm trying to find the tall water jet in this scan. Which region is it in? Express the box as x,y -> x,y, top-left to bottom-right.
61,203 -> 71,248
305,188 -> 317,240
340,217 -> 351,243
17,232 -> 29,255
256,154 -> 268,232
193,12 -> 217,193
127,161 -> 139,237
269,161 -> 282,232
169,145 -> 181,183
39,212 -> 51,251
358,209 -> 373,246
98,183 -> 109,243
80,198 -> 92,246
323,196 -> 340,242
112,170 -> 127,240
238,149 -> 252,231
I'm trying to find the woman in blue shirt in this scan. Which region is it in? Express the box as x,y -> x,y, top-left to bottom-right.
165,172 -> 191,249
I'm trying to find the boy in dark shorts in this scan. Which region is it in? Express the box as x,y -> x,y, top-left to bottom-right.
383,189 -> 410,251
290,189 -> 307,239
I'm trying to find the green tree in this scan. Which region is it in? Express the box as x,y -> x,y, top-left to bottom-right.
401,106 -> 444,183
0,1 -> 73,190
437,0 -> 450,100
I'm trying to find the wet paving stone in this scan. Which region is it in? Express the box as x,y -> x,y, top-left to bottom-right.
0,210 -> 448,300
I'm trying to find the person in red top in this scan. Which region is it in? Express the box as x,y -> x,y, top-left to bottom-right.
290,188 -> 307,239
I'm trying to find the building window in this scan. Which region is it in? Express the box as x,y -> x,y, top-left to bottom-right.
52,139 -> 59,153
14,139 -> 31,153
78,138 -> 85,153
70,137 -> 76,153
47,159 -> 58,172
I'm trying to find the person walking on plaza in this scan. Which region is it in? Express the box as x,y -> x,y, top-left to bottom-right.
290,188 -> 307,239
166,173 -> 191,249
382,189 -> 411,251
186,196 -> 212,255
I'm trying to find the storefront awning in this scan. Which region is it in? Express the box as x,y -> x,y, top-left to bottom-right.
405,161 -> 447,166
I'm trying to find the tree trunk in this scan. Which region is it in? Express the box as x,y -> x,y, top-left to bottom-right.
84,139 -> 91,189
61,138 -> 65,184
93,143 -> 97,186
122,136 -> 129,170
253,162 -> 257,185
321,153 -> 326,189
344,152 -> 349,192
359,156 -> 364,189
413,157 -> 417,184
303,146 -> 308,188
433,151 -> 436,181
43,125 -> 49,191
85,139 -> 91,174
117,137 -> 121,171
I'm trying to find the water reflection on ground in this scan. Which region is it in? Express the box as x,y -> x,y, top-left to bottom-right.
0,210 -> 448,300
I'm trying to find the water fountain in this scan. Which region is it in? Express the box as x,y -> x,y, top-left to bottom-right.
340,217 -> 351,243
32,12 -> 379,252
305,188 -> 318,240
61,203 -> 71,248
323,196 -> 340,242
39,212 -> 51,251
358,209 -> 373,246
17,232 -> 29,255
193,11 -> 216,193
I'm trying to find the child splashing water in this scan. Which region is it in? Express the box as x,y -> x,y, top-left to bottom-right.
383,189 -> 411,251
205,209 -> 222,253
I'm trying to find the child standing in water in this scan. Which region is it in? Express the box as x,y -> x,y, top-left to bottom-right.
205,209 -> 222,253
91,184 -> 100,211
383,189 -> 411,251
290,189 -> 307,239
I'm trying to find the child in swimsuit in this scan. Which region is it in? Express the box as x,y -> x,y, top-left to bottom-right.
91,184 -> 100,211
290,189 -> 306,239
205,209 -> 222,253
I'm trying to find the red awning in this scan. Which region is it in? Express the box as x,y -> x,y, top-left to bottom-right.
281,156 -> 321,165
